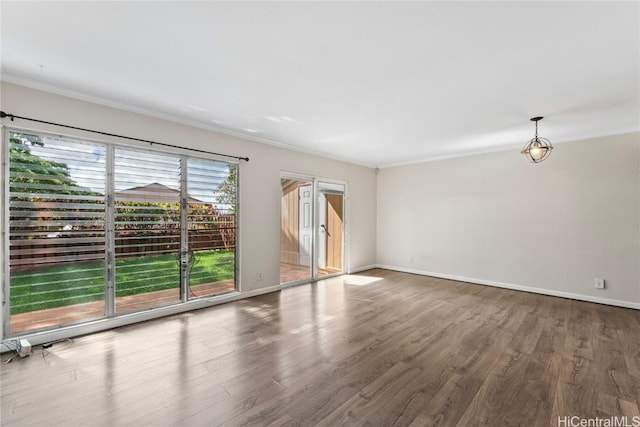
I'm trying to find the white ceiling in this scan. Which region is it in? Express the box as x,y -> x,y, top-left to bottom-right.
1,1 -> 638,167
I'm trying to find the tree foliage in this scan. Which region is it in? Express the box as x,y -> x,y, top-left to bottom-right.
215,164 -> 237,211
9,132 -> 82,194
9,133 -> 102,236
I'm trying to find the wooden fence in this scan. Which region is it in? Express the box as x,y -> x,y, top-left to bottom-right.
10,216 -> 236,271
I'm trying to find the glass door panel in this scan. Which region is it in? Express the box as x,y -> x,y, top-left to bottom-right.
113,148 -> 181,313
280,177 -> 313,284
186,159 -> 236,298
317,182 -> 345,278
7,131 -> 106,334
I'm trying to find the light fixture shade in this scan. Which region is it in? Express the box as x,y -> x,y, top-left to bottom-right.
521,136 -> 553,163
521,116 -> 553,163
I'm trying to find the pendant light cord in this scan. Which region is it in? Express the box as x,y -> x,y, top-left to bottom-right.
0,111 -> 249,162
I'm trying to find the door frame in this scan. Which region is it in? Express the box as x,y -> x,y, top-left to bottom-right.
280,172 -> 348,283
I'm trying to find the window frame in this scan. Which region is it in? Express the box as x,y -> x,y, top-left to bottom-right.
2,125 -> 240,338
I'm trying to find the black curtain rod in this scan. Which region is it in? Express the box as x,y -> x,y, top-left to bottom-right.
0,111 -> 249,162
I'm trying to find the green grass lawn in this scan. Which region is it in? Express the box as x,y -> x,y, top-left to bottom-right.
10,250 -> 234,314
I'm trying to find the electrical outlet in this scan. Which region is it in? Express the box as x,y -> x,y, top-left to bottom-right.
594,278 -> 605,289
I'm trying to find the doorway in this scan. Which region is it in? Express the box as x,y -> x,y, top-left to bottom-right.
279,175 -> 346,284
280,177 -> 313,283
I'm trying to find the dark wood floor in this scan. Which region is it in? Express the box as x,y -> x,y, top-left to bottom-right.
2,269 -> 639,426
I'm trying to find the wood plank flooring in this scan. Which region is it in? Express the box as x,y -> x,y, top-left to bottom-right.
1,269 -> 639,426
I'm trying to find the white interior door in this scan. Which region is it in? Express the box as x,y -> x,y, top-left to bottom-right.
298,185 -> 312,266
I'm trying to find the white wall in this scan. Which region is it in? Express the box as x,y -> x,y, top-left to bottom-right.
377,132 -> 640,307
0,82 -> 377,340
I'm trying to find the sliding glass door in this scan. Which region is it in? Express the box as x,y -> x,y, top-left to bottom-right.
4,128 -> 237,336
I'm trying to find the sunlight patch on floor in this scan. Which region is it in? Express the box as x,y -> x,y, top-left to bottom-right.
342,275 -> 383,286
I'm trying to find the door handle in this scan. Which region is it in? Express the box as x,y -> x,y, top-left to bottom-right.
320,224 -> 331,237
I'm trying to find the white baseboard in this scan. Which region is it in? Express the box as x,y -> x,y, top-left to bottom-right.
348,264 -> 378,274
374,264 -> 640,310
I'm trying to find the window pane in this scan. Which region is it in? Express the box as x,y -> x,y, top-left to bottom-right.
186,159 -> 236,298
114,148 -> 181,313
8,132 -> 106,333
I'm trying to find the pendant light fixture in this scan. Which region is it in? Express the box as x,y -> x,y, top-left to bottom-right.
521,116 -> 553,163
